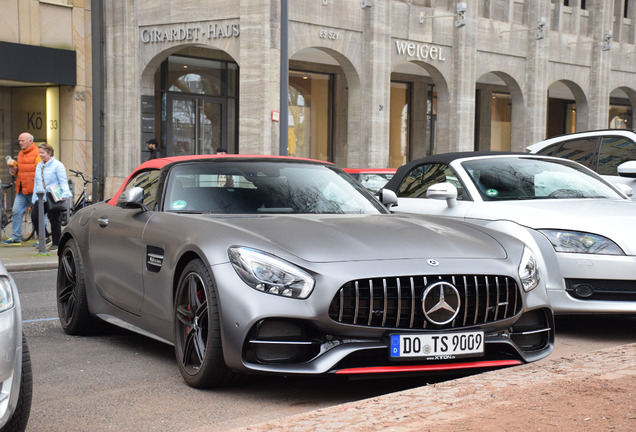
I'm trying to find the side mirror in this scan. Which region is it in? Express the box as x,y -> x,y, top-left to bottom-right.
617,161 -> 636,178
426,182 -> 458,208
117,186 -> 148,211
377,188 -> 398,209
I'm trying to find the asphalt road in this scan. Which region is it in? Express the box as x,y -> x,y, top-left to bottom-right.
14,269 -> 636,432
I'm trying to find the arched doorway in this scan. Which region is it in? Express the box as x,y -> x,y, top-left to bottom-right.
141,50 -> 239,161
546,80 -> 588,137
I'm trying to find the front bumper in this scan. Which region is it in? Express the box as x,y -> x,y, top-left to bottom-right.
212,258 -> 554,376
549,253 -> 636,314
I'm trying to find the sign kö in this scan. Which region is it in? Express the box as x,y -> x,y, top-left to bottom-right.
395,40 -> 446,61
141,23 -> 240,44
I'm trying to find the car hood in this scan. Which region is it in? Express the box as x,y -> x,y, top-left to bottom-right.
465,199 -> 636,252
207,214 -> 508,263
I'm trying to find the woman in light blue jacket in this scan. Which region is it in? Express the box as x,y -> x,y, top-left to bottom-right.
31,143 -> 71,250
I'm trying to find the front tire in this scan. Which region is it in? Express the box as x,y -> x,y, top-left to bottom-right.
57,238 -> 97,334
174,259 -> 241,388
2,335 -> 33,432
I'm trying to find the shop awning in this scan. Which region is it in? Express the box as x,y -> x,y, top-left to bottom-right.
0,41 -> 76,86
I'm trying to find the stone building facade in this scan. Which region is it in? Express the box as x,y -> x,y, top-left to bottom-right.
3,1 -> 635,200
0,0 -> 92,200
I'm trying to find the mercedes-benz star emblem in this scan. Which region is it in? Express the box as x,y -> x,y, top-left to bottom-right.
421,281 -> 461,325
427,259 -> 439,267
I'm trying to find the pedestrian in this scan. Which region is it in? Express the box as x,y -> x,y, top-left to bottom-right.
2,132 -> 41,245
147,138 -> 162,159
31,143 -> 71,251
216,147 -> 228,155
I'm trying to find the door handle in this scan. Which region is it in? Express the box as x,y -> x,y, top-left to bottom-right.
97,217 -> 108,227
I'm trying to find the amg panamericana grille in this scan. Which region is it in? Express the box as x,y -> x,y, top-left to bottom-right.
329,275 -> 522,330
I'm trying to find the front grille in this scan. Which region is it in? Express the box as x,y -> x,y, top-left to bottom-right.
329,275 -> 522,330
565,278 -> 636,301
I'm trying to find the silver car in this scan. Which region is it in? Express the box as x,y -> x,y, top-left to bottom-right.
57,155 -> 553,388
0,262 -> 32,432
383,152 -> 636,315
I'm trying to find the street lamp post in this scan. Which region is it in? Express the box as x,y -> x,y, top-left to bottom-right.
280,0 -> 289,156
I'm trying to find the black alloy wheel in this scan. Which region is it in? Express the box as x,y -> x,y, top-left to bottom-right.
57,238 -> 95,335
174,259 -> 240,388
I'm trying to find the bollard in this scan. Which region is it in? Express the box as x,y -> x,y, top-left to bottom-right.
36,191 -> 47,254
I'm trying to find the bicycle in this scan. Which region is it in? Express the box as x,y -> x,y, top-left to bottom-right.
61,169 -> 94,226
0,180 -> 35,242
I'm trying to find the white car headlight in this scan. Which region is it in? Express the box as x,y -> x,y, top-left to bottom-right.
518,246 -> 539,292
0,276 -> 14,313
539,230 -> 624,255
228,247 -> 315,299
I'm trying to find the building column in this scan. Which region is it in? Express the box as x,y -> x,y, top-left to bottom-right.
238,1 -> 280,155
445,4 -> 476,153
588,1 -> 613,130
524,0 -> 550,146
350,0 -> 391,168
102,0 -> 140,197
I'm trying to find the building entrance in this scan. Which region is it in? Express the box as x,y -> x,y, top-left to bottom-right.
167,94 -> 225,156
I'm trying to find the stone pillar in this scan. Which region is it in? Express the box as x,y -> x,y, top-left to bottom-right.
524,0 -> 550,145
446,4 -> 476,152
238,1 -> 280,155
588,1 -> 612,130
351,0 -> 391,168
103,0 -> 140,197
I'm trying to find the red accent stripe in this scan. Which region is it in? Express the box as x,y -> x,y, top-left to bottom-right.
335,360 -> 522,375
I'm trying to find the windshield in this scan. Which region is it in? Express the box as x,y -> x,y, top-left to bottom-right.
462,157 -> 625,201
164,160 -> 388,214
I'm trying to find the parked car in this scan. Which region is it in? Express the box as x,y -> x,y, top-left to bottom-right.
527,129 -> 636,198
383,152 -> 636,316
0,261 -> 32,432
56,155 -> 553,388
344,168 -> 396,193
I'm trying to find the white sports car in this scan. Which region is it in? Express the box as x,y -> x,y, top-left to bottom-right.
383,152 -> 636,315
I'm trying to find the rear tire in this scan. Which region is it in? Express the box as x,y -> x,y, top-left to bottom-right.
174,259 -> 242,388
57,238 -> 98,334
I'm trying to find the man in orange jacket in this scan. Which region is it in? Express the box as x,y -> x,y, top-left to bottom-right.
2,132 -> 41,245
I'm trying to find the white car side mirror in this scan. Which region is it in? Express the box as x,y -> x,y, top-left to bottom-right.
426,182 -> 458,208
617,161 -> 636,178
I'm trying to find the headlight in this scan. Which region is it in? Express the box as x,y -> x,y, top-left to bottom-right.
0,276 -> 14,313
539,230 -> 624,255
228,247 -> 315,299
518,246 -> 539,292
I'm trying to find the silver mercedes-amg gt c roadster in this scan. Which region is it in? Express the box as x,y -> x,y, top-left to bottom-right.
56,155 -> 554,388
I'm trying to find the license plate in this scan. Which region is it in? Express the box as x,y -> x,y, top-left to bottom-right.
390,331 -> 484,360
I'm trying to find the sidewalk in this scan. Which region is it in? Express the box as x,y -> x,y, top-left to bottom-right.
0,237 -> 58,272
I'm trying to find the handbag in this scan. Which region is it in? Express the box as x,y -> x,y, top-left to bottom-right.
46,192 -> 66,212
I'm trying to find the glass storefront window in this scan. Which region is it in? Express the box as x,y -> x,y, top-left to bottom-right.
565,103 -> 576,133
389,82 -> 410,168
166,56 -> 232,96
491,92 -> 511,151
609,105 -> 632,129
160,55 -> 238,156
288,70 -> 332,161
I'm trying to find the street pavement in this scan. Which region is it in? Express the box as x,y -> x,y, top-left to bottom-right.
5,236 -> 636,430
0,238 -> 58,272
